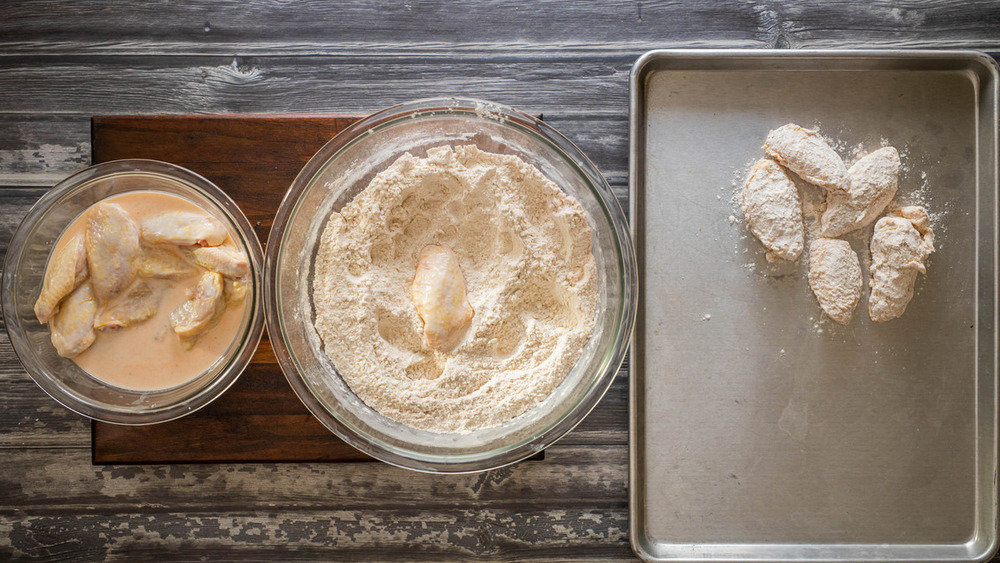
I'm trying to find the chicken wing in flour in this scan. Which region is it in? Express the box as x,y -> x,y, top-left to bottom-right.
740,158 -> 804,262
764,123 -> 849,193
808,238 -> 862,325
821,146 -> 900,238
411,245 -> 475,352
869,206 -> 935,322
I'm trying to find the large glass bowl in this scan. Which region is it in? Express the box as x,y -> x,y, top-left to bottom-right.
266,98 -> 636,473
2,159 -> 265,424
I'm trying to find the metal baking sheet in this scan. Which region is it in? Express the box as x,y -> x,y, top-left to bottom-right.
629,50 -> 998,562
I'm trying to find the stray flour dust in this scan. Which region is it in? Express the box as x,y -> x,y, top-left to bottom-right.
312,145 -> 598,433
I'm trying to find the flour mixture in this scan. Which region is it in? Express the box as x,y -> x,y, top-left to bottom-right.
312,145 -> 598,433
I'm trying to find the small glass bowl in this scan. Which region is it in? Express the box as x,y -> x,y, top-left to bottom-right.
2,159 -> 264,425
266,98 -> 637,473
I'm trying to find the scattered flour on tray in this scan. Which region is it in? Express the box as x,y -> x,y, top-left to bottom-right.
312,145 -> 598,433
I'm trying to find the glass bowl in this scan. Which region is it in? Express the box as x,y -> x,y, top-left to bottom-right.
266,98 -> 637,473
2,159 -> 265,424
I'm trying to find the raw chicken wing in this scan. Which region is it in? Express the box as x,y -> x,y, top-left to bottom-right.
94,281 -> 160,331
808,238 -> 862,325
740,158 -> 804,262
85,202 -> 140,301
169,271 -> 225,349
34,233 -> 88,323
50,282 -> 98,358
188,246 -> 250,279
764,123 -> 849,193
138,245 -> 197,279
821,146 -> 900,237
869,206 -> 935,322
141,211 -> 227,247
411,245 -> 475,352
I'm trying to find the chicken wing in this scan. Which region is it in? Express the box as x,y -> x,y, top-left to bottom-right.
187,245 -> 250,279
169,271 -> 225,349
808,238 -> 862,325
85,202 -> 140,302
821,146 -> 900,237
740,158 -> 804,262
34,233 -> 88,324
869,206 -> 935,322
50,281 -> 98,358
411,245 -> 475,352
224,278 -> 249,304
137,245 -> 197,279
140,211 -> 227,247
94,281 -> 160,331
764,124 -> 849,193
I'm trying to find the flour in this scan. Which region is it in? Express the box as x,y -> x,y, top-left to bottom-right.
312,145 -> 598,433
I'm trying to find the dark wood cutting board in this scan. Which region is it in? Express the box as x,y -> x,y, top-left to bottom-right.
90,114 -> 375,463
90,114 -> 544,465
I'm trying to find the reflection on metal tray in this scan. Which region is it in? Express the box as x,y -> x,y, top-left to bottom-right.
628,50 -> 998,562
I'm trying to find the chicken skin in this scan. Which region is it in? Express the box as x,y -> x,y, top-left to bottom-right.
34,233 -> 88,324
187,246 -> 250,279
411,245 -> 475,352
85,202 -> 140,302
94,281 -> 160,331
137,245 -> 197,279
140,211 -> 227,247
169,271 -> 226,349
50,282 -> 98,358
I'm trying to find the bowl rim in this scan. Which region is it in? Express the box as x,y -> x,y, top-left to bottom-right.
265,97 -> 638,473
1,158 -> 266,425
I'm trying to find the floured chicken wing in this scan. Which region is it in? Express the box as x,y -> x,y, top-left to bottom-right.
138,245 -> 197,279
808,238 -> 862,325
34,233 -> 88,324
187,246 -> 250,279
50,282 -> 98,358
94,281 -> 160,331
140,211 -> 227,247
740,158 -> 804,262
86,202 -> 140,302
169,271 -> 225,349
411,245 -> 475,352
764,124 -> 849,193
869,206 -> 935,322
821,146 -> 900,237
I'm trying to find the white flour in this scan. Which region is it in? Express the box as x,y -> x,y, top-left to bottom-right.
312,145 -> 598,433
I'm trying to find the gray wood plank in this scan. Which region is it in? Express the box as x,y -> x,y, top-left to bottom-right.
0,445 -> 625,512
0,116 -> 91,186
0,506 -> 629,561
2,0 -> 998,55
0,56 -> 635,117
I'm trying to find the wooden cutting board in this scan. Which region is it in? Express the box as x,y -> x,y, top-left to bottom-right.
90,114 -> 375,463
90,114 -> 544,465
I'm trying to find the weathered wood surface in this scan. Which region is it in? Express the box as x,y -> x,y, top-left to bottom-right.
0,1 -> 997,560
